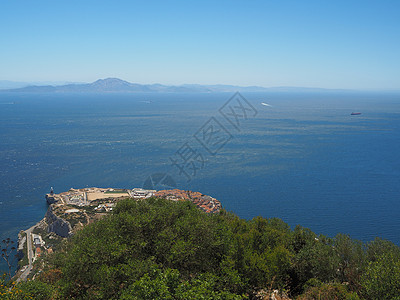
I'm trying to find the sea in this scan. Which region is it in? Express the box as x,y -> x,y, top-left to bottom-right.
1,91 -> 399,273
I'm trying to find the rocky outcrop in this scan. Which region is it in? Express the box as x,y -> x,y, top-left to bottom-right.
45,205 -> 72,237
16,231 -> 26,262
45,194 -> 58,204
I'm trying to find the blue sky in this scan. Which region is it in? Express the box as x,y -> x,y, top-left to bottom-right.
1,0 -> 399,89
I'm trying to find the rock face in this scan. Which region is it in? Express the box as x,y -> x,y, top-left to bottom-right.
16,231 -> 26,261
45,194 -> 58,204
45,206 -> 72,237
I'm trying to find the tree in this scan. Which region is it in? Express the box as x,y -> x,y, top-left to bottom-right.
334,233 -> 365,289
17,280 -> 53,300
0,273 -> 30,300
19,197 -> 400,299
298,282 -> 360,300
361,252 -> 400,299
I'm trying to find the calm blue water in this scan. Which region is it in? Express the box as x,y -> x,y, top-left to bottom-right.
1,91 -> 399,272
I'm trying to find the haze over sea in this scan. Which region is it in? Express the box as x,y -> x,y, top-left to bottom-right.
1,91 -> 399,271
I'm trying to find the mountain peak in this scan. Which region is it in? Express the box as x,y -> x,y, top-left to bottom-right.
94,78 -> 128,83
1,78 -> 351,93
92,78 -> 131,86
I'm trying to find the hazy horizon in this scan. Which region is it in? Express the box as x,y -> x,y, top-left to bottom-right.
1,1 -> 400,90
1,78 -> 400,92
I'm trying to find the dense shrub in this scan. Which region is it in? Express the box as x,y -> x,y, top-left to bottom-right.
6,197 -> 400,299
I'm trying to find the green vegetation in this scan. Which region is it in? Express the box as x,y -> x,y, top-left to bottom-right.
4,197 -> 400,299
64,213 -> 87,228
31,227 -> 63,251
1,273 -> 30,299
17,233 -> 28,269
17,248 -> 28,270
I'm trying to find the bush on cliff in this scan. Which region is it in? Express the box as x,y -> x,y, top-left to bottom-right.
8,197 -> 400,299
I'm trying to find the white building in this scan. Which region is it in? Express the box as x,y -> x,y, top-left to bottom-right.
132,188 -> 156,198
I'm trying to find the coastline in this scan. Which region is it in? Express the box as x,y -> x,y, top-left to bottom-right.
13,187 -> 222,281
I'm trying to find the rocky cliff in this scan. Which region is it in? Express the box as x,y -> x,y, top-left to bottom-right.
45,205 -> 73,238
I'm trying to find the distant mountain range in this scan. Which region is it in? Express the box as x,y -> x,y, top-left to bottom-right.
0,78 -> 351,93
0,80 -> 83,90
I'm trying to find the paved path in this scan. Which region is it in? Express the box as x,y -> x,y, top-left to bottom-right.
16,225 -> 35,282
